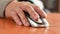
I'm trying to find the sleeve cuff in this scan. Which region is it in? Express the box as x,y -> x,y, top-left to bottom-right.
0,0 -> 12,17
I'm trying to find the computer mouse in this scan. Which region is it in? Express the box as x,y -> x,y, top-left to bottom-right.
25,12 -> 49,28
27,16 -> 49,28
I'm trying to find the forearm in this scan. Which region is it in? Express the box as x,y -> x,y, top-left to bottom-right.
0,0 -> 13,17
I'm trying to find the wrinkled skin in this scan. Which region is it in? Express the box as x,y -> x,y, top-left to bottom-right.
5,0 -> 47,26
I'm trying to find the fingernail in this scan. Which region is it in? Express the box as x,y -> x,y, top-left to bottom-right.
36,18 -> 42,23
25,23 -> 30,26
18,22 -> 22,25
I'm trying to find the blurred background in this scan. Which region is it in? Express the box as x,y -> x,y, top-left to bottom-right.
41,0 -> 60,12
18,0 -> 60,13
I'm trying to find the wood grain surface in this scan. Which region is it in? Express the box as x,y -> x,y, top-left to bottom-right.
0,13 -> 60,34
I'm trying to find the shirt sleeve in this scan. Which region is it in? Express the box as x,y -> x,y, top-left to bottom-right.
0,0 -> 12,17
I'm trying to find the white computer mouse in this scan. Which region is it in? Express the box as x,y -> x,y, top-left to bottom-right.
27,17 -> 49,28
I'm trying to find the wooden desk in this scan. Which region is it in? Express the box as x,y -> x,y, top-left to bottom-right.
0,13 -> 60,34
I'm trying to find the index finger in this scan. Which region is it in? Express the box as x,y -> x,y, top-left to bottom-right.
31,4 -> 47,18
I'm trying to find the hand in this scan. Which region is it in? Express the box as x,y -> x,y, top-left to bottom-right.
5,0 -> 47,26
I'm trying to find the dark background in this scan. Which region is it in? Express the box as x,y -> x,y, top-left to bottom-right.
18,0 -> 59,12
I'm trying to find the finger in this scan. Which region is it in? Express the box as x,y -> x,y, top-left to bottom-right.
24,5 -> 40,21
31,4 -> 47,18
15,7 -> 30,26
20,2 -> 42,23
11,11 -> 22,25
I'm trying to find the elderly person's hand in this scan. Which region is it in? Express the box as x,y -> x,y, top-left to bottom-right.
5,0 -> 47,26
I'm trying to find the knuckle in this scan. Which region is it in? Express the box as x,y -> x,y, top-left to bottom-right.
25,5 -> 33,10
